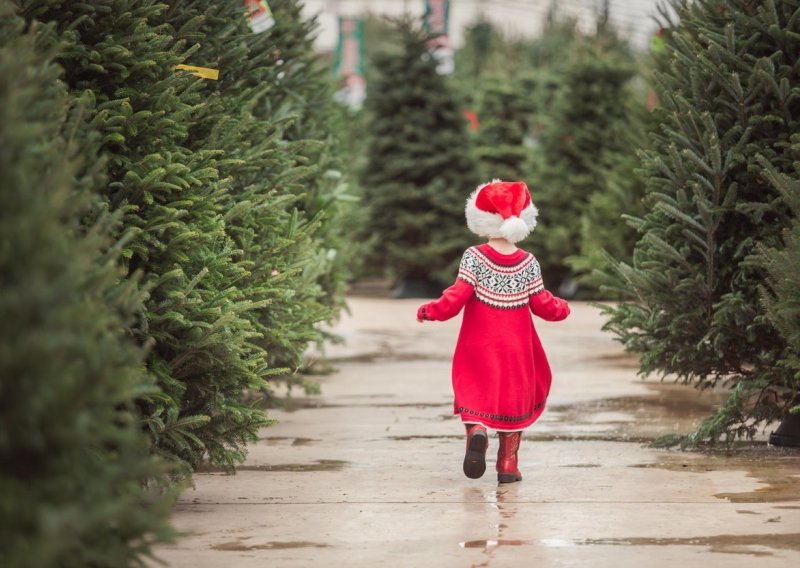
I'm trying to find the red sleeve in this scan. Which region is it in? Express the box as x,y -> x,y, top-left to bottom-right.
417,279 -> 474,321
529,290 -> 570,321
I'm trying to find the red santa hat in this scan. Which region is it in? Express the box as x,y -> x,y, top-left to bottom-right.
465,179 -> 538,243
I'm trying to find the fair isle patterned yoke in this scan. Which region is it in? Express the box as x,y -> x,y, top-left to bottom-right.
457,247 -> 544,309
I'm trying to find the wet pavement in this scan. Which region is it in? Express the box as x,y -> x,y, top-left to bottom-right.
150,299 -> 800,567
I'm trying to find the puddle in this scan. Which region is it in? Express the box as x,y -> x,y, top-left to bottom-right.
591,352 -> 641,369
211,540 -> 330,551
197,459 -> 348,473
267,399 -> 449,412
547,382 -> 730,440
629,448 -> 800,503
552,382 -> 725,421
459,533 -> 800,556
388,433 -> 658,444
259,436 -> 319,446
343,394 -> 397,399
323,352 -> 450,364
389,435 -> 464,441
526,433 -> 654,443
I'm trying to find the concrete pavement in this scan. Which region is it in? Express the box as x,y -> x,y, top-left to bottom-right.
150,299 -> 800,567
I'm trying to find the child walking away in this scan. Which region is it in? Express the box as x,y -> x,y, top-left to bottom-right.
416,180 -> 570,483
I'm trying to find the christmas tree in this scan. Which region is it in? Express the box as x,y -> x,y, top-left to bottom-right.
461,19 -> 494,80
528,35 -> 636,292
19,0 -> 271,472
163,0 -> 351,392
568,90 -> 652,292
759,160 -> 800,433
473,77 -> 536,182
245,0 -> 354,320
602,0 -> 800,442
0,6 -> 173,564
361,20 -> 479,288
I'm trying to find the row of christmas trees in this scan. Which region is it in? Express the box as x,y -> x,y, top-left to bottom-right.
1,0 -> 350,564
354,10 -> 648,294
354,1 -> 799,444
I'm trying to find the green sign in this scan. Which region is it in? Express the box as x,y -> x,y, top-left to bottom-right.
334,17 -> 365,78
424,0 -> 450,37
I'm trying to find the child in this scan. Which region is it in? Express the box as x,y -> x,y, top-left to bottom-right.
416,180 -> 570,483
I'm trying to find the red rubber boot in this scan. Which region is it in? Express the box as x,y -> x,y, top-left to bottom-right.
463,424 -> 488,479
496,432 -> 523,484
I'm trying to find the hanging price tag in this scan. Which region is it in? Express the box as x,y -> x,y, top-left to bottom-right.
174,64 -> 220,81
245,0 -> 275,33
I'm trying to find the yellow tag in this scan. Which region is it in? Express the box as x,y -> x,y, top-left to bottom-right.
174,64 -> 220,81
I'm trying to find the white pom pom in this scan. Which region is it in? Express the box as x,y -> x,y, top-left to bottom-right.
499,216 -> 531,243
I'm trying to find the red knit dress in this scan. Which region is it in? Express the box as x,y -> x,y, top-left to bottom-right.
417,244 -> 570,431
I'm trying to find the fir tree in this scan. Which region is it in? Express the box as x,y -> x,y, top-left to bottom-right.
601,0 -> 800,441
163,0 -> 350,389
758,160 -> 800,423
568,92 -> 652,291
18,0 -> 270,472
0,6 -> 173,565
528,39 -> 636,291
473,77 -> 536,182
249,0 -> 354,318
361,20 -> 479,286
522,8 -> 579,69
463,19 -> 494,80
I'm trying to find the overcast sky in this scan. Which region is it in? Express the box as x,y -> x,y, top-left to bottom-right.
301,0 -> 669,52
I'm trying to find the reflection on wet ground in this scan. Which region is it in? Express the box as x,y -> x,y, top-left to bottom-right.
459,533 -> 800,557
462,486 -> 520,566
462,479 -> 800,560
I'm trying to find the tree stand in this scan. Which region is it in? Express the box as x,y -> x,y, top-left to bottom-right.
769,411 -> 800,447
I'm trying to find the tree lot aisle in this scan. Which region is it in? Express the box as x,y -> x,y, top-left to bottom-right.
151,299 -> 800,567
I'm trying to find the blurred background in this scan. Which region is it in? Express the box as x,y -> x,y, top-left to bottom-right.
321,0 -> 665,299
304,0 -> 662,52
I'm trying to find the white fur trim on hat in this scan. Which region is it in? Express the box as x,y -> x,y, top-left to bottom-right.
465,182 -> 538,244
519,202 -> 538,233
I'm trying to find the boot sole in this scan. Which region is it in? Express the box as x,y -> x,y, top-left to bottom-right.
497,473 -> 522,484
463,430 -> 488,479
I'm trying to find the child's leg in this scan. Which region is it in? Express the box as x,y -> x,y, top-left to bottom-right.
496,431 -> 523,484
463,423 -> 488,479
